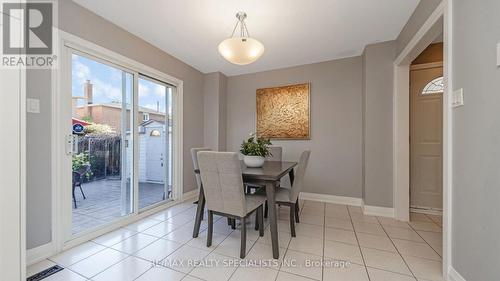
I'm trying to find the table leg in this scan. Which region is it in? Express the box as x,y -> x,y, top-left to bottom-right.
265,181 -> 279,259
192,185 -> 205,238
289,168 -> 300,222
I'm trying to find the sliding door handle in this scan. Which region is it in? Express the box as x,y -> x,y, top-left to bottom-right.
65,134 -> 73,155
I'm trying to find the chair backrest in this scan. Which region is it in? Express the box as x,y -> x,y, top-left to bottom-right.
290,150 -> 311,202
191,147 -> 211,190
197,151 -> 247,217
266,146 -> 282,161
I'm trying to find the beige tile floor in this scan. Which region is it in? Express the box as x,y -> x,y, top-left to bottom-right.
28,199 -> 443,281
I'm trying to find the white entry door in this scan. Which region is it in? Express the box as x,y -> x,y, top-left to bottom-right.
146,129 -> 166,182
410,65 -> 443,210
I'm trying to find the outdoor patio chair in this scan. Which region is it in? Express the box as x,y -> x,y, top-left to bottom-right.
72,171 -> 87,208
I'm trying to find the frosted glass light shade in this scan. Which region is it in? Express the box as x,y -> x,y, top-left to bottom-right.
218,37 -> 265,65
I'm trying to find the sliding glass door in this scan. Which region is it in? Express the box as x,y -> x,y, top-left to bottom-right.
70,53 -> 134,234
65,47 -> 178,238
137,76 -> 173,209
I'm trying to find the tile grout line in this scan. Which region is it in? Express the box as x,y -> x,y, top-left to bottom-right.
159,224 -> 235,281
347,206 -> 372,281
376,216 -> 418,280
56,203 -> 197,280
276,202 -> 321,281
86,204 -> 200,279
131,207 -> 239,280
275,203 -> 301,280
407,214 -> 443,259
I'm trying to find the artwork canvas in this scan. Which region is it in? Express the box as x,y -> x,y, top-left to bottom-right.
256,83 -> 310,139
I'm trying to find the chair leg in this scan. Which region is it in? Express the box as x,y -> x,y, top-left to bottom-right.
200,198 -> 205,220
240,217 -> 247,259
254,209 -> 259,231
79,184 -> 86,199
72,185 -> 77,209
290,204 -> 296,237
258,205 -> 264,237
295,199 -> 300,223
231,218 -> 236,229
264,201 -> 268,218
207,211 -> 213,247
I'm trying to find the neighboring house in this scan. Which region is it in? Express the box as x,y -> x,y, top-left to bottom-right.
74,102 -> 166,133
72,80 -> 166,133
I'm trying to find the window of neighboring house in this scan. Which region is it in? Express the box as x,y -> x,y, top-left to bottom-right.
422,76 -> 444,95
143,113 -> 150,121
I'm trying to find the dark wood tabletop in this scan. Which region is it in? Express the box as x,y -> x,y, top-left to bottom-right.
240,161 -> 297,181
195,160 -> 297,180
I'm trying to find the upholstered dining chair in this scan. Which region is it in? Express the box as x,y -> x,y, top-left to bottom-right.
267,146 -> 283,161
191,147 -> 211,219
197,151 -> 266,258
258,150 -> 310,237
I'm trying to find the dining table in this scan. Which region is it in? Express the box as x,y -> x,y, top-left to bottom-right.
192,160 -> 298,259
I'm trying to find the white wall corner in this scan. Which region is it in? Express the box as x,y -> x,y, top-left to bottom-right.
27,242 -> 55,266
448,266 -> 467,281
299,192 -> 362,206
182,189 -> 199,202
361,201 -> 395,218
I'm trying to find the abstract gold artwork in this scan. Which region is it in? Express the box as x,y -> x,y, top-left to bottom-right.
256,83 -> 310,139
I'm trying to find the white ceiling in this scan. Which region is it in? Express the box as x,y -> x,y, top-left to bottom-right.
73,0 -> 419,76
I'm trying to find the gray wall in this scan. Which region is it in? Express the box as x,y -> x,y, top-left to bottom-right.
396,0 -> 442,57
26,70 -> 53,248
362,41 -> 396,207
203,72 -> 227,150
26,1 -> 205,249
226,58 -> 363,198
452,0 -> 500,279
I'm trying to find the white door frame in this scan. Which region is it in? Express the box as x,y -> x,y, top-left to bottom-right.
0,6 -> 26,279
392,0 -> 452,278
53,30 -> 184,251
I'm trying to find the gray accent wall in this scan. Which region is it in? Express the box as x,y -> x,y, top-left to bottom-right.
26,1 -> 205,249
362,41 -> 396,207
452,0 -> 500,279
396,0 -> 442,57
225,58 -> 363,198
26,70 -> 53,249
203,72 -> 227,150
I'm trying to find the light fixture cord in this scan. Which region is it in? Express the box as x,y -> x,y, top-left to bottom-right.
230,16 -> 250,38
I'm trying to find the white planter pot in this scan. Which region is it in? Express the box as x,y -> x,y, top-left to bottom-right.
243,155 -> 265,168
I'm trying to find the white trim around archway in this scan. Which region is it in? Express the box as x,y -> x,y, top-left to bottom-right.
392,0 -> 452,279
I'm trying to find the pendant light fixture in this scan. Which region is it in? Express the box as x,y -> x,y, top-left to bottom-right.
218,12 -> 265,65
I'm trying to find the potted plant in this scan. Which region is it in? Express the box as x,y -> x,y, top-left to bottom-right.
72,152 -> 93,181
240,133 -> 272,168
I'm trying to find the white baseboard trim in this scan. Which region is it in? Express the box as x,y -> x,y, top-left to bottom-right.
182,189 -> 198,202
448,267 -> 466,281
410,207 -> 443,216
362,203 -> 395,218
27,242 -> 55,266
299,192 -> 362,206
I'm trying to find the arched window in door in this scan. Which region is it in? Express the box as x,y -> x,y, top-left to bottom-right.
150,129 -> 161,137
422,76 -> 444,95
